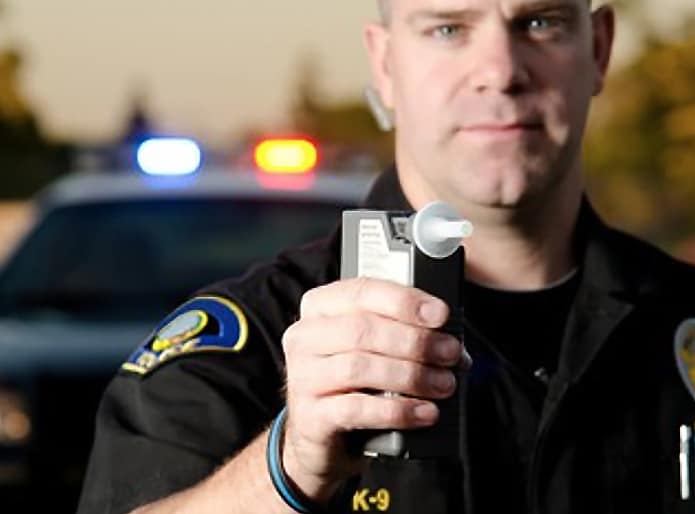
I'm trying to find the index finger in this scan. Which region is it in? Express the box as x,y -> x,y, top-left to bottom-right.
299,277 -> 449,328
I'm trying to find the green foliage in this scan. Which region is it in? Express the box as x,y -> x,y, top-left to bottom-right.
0,48 -> 66,199
585,27 -> 695,249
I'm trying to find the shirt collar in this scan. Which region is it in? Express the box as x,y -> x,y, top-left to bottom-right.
362,166 -> 412,211
361,167 -> 668,300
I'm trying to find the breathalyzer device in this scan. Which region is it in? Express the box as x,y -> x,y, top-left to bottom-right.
341,201 -> 473,459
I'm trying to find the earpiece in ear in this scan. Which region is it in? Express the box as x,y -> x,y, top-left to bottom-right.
364,85 -> 394,132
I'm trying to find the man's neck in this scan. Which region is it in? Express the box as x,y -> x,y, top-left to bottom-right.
460,200 -> 580,290
398,168 -> 583,291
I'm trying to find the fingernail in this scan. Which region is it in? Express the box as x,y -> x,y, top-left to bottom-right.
429,370 -> 455,393
419,300 -> 446,325
434,335 -> 459,361
413,403 -> 438,422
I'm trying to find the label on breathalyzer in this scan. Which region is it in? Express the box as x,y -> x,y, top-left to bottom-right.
357,219 -> 412,286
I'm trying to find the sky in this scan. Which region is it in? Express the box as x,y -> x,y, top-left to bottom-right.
1,0 -> 693,145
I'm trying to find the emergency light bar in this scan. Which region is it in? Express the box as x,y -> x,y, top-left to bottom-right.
137,138 -> 202,176
254,139 -> 318,174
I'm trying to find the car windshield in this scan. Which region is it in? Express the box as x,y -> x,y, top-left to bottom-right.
0,198 -> 346,320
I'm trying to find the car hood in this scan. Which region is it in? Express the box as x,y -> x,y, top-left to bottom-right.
0,316 -> 154,377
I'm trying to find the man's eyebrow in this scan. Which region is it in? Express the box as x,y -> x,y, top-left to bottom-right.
511,0 -> 582,17
405,0 -> 582,26
405,8 -> 483,27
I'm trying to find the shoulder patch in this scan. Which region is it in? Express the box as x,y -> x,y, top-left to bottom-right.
122,296 -> 249,375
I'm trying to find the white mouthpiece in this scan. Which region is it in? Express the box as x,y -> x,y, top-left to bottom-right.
411,202 -> 474,259
429,219 -> 475,240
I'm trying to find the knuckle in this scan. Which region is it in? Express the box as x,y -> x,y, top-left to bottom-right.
381,401 -> 408,426
281,324 -> 296,352
299,287 -> 319,317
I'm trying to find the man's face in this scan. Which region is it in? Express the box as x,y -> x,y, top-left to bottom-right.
366,0 -> 614,209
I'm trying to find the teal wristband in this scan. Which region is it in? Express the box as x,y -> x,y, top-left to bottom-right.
266,407 -> 325,514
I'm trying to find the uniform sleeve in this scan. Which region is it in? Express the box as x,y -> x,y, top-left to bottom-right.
77,296 -> 285,514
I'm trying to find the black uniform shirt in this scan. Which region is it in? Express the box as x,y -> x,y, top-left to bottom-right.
79,169 -> 695,514
460,272 -> 581,508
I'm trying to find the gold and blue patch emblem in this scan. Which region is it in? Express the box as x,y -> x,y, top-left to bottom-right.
122,295 -> 248,375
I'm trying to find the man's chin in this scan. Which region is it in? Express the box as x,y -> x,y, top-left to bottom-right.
448,164 -> 533,199
446,169 -> 559,212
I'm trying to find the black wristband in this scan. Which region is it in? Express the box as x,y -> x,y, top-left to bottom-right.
266,407 -> 326,514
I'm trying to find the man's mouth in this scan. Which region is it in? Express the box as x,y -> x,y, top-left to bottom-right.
460,121 -> 544,132
455,120 -> 544,140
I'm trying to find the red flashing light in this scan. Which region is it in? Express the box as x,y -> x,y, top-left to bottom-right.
254,138 -> 318,174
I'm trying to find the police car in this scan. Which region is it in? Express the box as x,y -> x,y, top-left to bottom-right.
0,137 -> 376,511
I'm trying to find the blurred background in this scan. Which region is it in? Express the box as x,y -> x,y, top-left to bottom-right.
0,0 -> 694,511
0,0 -> 695,254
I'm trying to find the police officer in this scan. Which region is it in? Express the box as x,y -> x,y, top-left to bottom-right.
78,1 -> 695,513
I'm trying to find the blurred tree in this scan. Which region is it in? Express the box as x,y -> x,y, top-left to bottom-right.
290,54 -> 394,171
0,0 -> 70,198
0,48 -> 32,122
0,46 -> 68,198
584,19 -> 695,249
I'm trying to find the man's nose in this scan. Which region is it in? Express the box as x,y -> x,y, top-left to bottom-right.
465,23 -> 530,95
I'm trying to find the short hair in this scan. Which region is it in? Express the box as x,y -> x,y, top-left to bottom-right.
377,0 -> 593,25
377,0 -> 390,24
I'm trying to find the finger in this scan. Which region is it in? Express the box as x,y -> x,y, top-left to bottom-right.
299,277 -> 448,328
317,393 -> 439,432
292,352 -> 456,400
284,313 -> 462,368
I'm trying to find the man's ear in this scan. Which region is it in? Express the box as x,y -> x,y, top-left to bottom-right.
364,22 -> 395,109
591,5 -> 616,96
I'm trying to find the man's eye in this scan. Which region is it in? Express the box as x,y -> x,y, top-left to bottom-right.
431,25 -> 461,39
522,15 -> 566,36
528,17 -> 551,31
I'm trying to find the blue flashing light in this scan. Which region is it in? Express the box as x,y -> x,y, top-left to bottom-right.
136,138 -> 202,176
